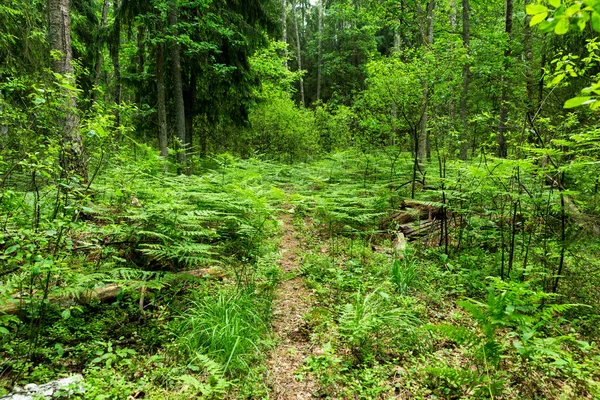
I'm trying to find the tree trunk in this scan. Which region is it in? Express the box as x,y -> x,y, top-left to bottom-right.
459,0 -> 470,160
135,26 -> 145,108
282,0 -> 288,69
93,0 -> 109,102
48,0 -> 87,181
156,45 -> 168,158
524,0 -> 535,118
169,1 -> 187,166
316,0 -> 323,101
136,26 -> 146,141
111,0 -> 121,129
292,0 -> 305,107
184,70 -> 196,150
449,0 -> 457,30
418,0 -> 435,165
497,0 -> 513,158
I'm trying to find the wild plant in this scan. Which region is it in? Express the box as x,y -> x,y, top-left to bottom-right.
338,289 -> 419,362
456,277 -> 585,368
176,353 -> 231,398
173,288 -> 272,375
390,255 -> 418,295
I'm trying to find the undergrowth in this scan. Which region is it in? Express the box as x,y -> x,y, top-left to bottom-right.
1,148 -> 599,398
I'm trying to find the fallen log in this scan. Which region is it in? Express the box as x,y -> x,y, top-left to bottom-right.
399,219 -> 441,240
379,199 -> 443,230
0,267 -> 225,316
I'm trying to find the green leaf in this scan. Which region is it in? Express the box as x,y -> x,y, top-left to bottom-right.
4,245 -> 19,255
530,12 -> 549,26
549,0 -> 561,7
578,12 -> 590,30
0,327 -> 9,335
564,96 -> 594,108
550,73 -> 566,86
584,0 -> 600,14
526,4 -> 548,14
566,3 -> 581,16
592,12 -> 600,31
61,309 -> 71,320
554,17 -> 570,34
539,19 -> 559,32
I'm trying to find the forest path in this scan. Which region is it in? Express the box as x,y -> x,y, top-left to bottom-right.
266,211 -> 318,399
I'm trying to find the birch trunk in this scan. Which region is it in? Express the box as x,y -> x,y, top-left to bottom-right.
292,0 -> 305,107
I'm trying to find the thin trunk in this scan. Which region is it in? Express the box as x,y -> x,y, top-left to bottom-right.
48,0 -> 87,180
553,185 -> 566,293
135,26 -> 145,107
418,94 -> 429,164
292,0 -> 305,107
538,51 -> 546,111
0,92 -> 7,144
282,0 -> 288,69
93,0 -> 109,102
316,0 -> 323,101
524,0 -> 536,118
497,0 -> 513,158
156,45 -> 168,158
507,200 -> 518,277
112,0 -> 121,129
418,0 -> 435,165
200,116 -> 208,157
459,0 -> 470,160
448,0 -> 457,125
169,1 -> 187,165
184,70 -> 196,149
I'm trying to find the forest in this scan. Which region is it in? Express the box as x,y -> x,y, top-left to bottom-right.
1,0 -> 600,398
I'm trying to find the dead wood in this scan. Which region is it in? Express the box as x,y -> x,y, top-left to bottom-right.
379,199 -> 444,232
0,267 -> 225,316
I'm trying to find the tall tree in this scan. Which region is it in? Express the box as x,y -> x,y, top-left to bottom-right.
156,44 -> 168,158
111,0 -> 122,128
292,0 -> 305,107
316,0 -> 323,101
418,0 -> 435,164
93,0 -> 109,102
48,0 -> 87,180
282,0 -> 288,69
459,0 -> 470,160
169,0 -> 187,165
497,0 -> 513,158
523,0 -> 536,120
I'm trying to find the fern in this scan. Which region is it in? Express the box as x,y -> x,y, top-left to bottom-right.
338,289 -> 419,361
177,353 -> 231,397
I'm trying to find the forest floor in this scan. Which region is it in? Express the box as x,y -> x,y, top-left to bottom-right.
267,211 -> 318,399
1,153 -> 599,399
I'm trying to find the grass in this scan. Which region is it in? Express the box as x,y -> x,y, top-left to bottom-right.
174,288 -> 272,375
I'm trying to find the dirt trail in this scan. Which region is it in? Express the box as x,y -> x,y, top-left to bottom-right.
267,212 -> 318,399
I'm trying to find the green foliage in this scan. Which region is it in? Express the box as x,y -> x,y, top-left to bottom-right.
175,354 -> 231,398
338,289 -> 418,362
173,288 -> 272,375
390,256 -> 418,295
247,87 -> 320,161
